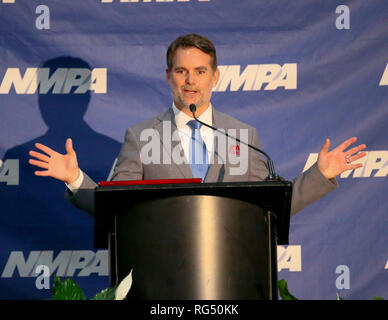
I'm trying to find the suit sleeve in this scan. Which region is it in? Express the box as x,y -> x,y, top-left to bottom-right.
248,127 -> 270,181
64,172 -> 97,216
249,128 -> 338,216
64,127 -> 143,216
290,163 -> 338,216
110,127 -> 143,181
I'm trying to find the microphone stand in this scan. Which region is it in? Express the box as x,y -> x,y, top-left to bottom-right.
189,104 -> 283,182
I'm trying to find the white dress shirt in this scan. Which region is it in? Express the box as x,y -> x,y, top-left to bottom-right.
172,102 -> 214,164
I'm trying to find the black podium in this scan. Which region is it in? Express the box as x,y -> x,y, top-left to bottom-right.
94,179 -> 292,300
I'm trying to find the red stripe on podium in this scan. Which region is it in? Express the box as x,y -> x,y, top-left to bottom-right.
98,178 -> 202,186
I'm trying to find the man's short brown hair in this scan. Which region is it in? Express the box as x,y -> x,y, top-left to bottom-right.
166,34 -> 218,72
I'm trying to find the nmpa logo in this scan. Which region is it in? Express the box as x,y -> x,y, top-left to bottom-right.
379,63 -> 388,86
303,151 -> 388,178
0,159 -> 19,185
277,245 -> 302,272
213,64 -> 297,92
0,68 -> 107,94
1,250 -> 108,278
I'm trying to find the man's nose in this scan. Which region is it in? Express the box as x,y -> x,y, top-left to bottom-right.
185,71 -> 196,85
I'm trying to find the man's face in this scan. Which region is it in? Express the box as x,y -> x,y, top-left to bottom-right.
166,47 -> 220,112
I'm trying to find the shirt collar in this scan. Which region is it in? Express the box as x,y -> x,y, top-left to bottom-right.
172,102 -> 213,129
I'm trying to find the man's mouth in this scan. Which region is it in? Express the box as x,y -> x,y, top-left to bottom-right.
183,89 -> 198,95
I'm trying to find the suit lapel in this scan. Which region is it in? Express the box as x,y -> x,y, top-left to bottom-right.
153,107 -> 226,182
155,108 -> 193,179
204,108 -> 224,183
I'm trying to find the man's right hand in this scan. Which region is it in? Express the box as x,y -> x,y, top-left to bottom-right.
28,138 -> 80,184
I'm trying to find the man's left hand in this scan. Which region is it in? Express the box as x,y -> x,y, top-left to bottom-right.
318,137 -> 367,180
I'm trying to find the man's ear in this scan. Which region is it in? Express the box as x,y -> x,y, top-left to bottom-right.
166,68 -> 170,83
212,68 -> 220,88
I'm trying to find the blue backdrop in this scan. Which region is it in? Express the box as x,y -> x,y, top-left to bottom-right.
0,0 -> 387,300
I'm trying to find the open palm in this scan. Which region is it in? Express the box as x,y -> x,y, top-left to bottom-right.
29,138 -> 80,184
317,137 -> 367,180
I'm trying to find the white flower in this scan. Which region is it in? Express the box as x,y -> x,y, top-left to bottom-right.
115,269 -> 133,300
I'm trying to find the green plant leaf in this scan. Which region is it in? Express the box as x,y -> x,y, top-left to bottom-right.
49,275 -> 384,301
52,276 -> 86,300
278,279 -> 298,300
91,286 -> 117,300
336,293 -> 344,300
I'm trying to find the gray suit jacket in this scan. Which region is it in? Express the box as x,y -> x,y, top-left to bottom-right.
67,107 -> 338,216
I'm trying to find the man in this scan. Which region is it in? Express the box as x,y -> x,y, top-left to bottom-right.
29,34 -> 367,216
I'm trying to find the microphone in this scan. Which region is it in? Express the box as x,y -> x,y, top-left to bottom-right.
189,104 -> 281,181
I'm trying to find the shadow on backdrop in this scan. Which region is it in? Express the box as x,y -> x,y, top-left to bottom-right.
0,56 -> 121,299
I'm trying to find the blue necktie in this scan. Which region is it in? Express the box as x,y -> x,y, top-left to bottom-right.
187,120 -> 209,181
